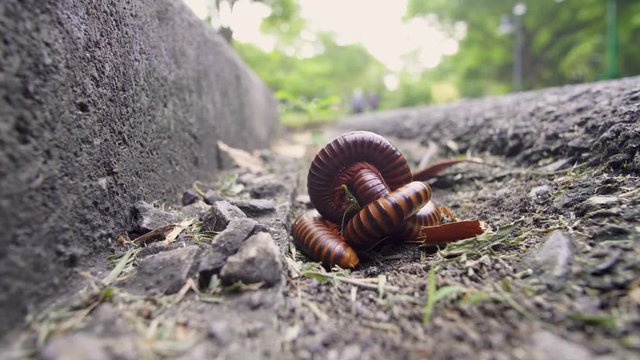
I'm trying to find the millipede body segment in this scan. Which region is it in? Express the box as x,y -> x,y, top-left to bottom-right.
291,210 -> 360,269
344,181 -> 432,250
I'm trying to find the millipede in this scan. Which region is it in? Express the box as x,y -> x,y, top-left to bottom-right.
292,131 -> 485,269
291,210 -> 360,269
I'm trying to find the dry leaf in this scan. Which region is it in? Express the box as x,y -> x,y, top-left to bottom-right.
131,219 -> 193,245
217,141 -> 264,173
132,225 -> 177,245
163,219 -> 194,244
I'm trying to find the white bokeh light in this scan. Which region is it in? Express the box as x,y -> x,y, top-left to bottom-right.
182,0 -> 459,72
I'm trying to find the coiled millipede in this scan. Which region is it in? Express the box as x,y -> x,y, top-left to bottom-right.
291,131 -> 485,269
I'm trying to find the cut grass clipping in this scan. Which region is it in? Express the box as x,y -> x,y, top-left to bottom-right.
301,262 -> 399,295
423,268 -> 465,324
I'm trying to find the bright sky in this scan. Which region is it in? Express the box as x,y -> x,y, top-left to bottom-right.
183,0 -> 460,84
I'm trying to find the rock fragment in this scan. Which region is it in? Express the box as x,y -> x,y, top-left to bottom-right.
202,201 -> 247,232
529,185 -> 551,204
198,218 -> 258,287
203,189 -> 223,205
207,321 -> 232,345
526,231 -> 573,289
295,194 -> 312,208
181,200 -> 211,220
528,330 -> 594,360
249,180 -> 288,199
220,232 -> 282,287
182,189 -> 199,206
230,199 -> 276,217
124,246 -> 200,295
130,201 -> 181,233
540,158 -> 571,172
41,334 -> 110,360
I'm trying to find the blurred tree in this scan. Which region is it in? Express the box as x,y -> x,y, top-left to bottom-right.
381,72 -> 434,109
260,0 -> 304,44
210,0 -> 302,43
235,33 -> 387,126
407,0 -> 640,97
235,34 -> 385,100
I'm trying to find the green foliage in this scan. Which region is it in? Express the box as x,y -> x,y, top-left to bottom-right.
234,34 -> 388,125
260,0 -> 304,43
407,0 -> 640,96
275,90 -> 341,127
229,0 -> 640,115
422,268 -> 465,324
235,35 -> 386,101
381,72 -> 434,109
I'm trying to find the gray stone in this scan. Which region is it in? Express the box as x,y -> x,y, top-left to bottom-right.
131,201 -> 182,233
211,218 -> 259,255
528,330 -> 594,360
220,232 -> 282,286
529,185 -> 551,204
591,250 -> 622,275
198,217 -> 258,287
41,334 -> 110,360
540,158 -> 571,172
124,246 -> 200,295
207,321 -> 232,345
592,223 -> 630,238
249,181 -> 288,199
181,201 -> 212,220
606,153 -> 632,170
202,201 -> 247,232
295,194 -> 312,208
182,190 -> 200,206
204,189 -> 224,205
230,199 -> 276,217
41,326 -> 139,360
339,344 -> 363,360
527,231 -> 573,289
139,241 -> 182,257
0,0 -> 278,333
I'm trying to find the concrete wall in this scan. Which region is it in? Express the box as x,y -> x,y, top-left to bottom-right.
0,0 -> 279,333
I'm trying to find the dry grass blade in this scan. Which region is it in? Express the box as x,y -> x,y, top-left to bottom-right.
103,248 -> 142,286
423,268 -> 466,324
435,219 -> 525,259
301,299 -> 329,321
362,320 -> 401,333
302,269 -> 400,292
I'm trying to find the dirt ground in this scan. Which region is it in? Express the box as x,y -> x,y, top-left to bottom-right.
284,77 -> 638,360
281,134 -> 639,360
2,78 -> 638,360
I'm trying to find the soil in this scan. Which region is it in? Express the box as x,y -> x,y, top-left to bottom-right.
282,143 -> 639,360
2,78 -> 639,360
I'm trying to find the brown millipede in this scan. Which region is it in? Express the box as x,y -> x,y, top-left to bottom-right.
292,131 -> 485,269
